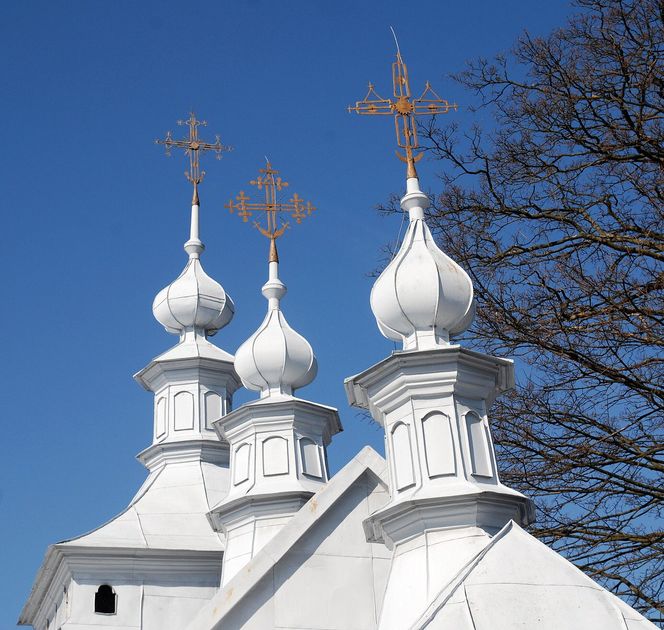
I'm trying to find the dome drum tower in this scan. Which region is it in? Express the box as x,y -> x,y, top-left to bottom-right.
209,163 -> 341,586
347,53 -> 534,629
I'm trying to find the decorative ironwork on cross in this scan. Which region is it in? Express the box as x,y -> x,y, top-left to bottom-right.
348,33 -> 457,179
155,112 -> 232,204
226,162 -> 316,262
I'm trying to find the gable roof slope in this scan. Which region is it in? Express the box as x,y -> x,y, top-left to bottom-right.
412,520 -> 658,630
186,445 -> 389,630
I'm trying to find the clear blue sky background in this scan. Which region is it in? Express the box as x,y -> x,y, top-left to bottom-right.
1,1 -> 573,625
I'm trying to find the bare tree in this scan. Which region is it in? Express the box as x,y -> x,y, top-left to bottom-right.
381,0 -> 664,622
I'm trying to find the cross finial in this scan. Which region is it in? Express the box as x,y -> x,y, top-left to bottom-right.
156,112 -> 232,205
226,162 -> 316,262
348,33 -> 457,179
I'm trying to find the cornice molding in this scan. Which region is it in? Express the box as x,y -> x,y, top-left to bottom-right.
215,396 -> 342,445
345,346 -> 514,422
136,438 -> 230,469
208,491 -> 313,533
135,354 -> 241,393
364,490 -> 535,549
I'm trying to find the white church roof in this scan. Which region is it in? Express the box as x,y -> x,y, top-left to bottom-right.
183,443 -> 657,630
412,520 -> 655,630
18,442 -> 229,625
186,445 -> 391,630
60,449 -> 227,551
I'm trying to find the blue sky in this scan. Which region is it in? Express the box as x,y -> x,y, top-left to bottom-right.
0,1 -> 573,625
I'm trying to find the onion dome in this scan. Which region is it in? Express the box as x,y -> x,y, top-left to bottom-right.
234,260 -> 317,398
153,259 -> 234,337
370,178 -> 474,350
152,214 -> 234,337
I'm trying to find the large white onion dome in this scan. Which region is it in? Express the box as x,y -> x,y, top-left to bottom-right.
235,258 -> 317,398
152,213 -> 234,337
371,178 -> 474,350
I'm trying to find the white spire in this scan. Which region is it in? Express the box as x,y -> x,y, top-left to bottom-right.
234,244 -> 317,398
348,43 -> 466,350
210,238 -> 338,587
370,177 -> 474,350
152,194 -> 235,338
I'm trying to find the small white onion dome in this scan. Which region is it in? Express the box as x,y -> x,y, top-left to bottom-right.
153,257 -> 234,336
234,264 -> 317,398
370,179 -> 474,350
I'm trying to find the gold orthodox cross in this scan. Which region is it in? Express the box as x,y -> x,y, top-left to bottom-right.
156,112 -> 231,204
226,162 -> 316,262
348,45 -> 456,178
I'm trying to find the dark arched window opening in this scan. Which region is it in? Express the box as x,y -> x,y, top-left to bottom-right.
94,584 -> 116,614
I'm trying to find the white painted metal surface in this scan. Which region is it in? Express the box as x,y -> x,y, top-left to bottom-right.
21,173 -> 658,630
234,260 -> 317,398
370,177 -> 474,351
153,201 -> 234,337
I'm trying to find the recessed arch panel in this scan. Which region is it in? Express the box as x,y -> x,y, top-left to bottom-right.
263,436 -> 289,476
466,411 -> 493,477
233,443 -> 251,485
174,391 -> 194,431
422,412 -> 456,477
300,437 -> 322,478
155,397 -> 167,438
391,422 -> 416,490
204,391 -> 222,430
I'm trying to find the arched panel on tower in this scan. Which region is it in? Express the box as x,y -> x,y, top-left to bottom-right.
155,397 -> 167,439
174,391 -> 195,431
422,411 -> 456,477
263,436 -> 289,477
204,391 -> 222,430
299,437 -> 322,478
466,411 -> 493,477
391,422 -> 416,490
233,443 -> 251,486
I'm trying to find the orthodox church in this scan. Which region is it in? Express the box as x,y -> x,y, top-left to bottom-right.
19,52 -> 658,630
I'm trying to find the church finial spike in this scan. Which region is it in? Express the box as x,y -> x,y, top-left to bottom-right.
192,180 -> 200,206
152,114 -> 235,335
348,36 -> 458,180
389,26 -> 401,59
268,237 -> 279,263
156,112 -> 232,254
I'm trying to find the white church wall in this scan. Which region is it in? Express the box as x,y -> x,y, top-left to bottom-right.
67,580 -> 142,628
29,547 -> 224,630
141,584 -> 220,630
62,575 -> 220,630
222,513 -> 293,583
